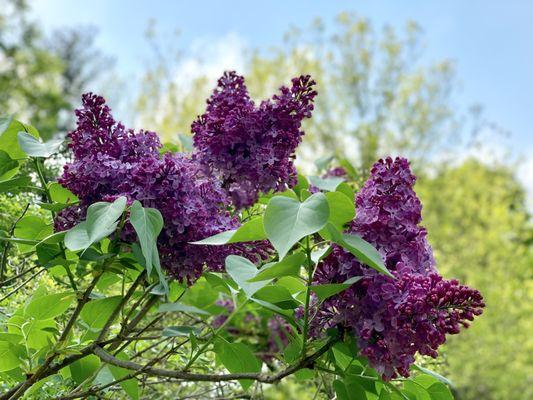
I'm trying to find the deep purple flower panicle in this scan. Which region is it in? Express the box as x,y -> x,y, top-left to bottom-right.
192,71 -> 317,208
313,157 -> 484,379
57,93 -> 268,283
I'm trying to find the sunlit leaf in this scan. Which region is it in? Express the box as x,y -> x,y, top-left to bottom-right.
225,255 -> 272,297
323,223 -> 392,278
14,216 -> 53,253
248,252 -> 306,282
310,276 -> 362,301
308,175 -> 345,191
253,285 -> 300,309
17,131 -> 62,158
157,302 -> 209,315
0,118 -> 39,159
162,326 -> 201,337
108,352 -> 139,400
129,200 -> 163,279
0,342 -> 20,372
65,197 -> 126,251
191,216 -> 266,245
0,150 -> 18,178
264,193 -> 329,259
24,293 -> 74,320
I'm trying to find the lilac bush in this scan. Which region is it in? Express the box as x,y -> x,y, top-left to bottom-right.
192,71 -> 317,208
3,70 -> 486,399
313,157 -> 484,379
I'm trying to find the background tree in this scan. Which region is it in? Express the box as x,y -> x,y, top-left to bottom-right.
46,26 -> 115,133
418,160 -> 532,400
0,0 -> 67,140
0,0 -> 112,139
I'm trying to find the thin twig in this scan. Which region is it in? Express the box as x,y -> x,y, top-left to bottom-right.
0,268 -> 45,303
0,264 -> 40,287
0,203 -> 29,283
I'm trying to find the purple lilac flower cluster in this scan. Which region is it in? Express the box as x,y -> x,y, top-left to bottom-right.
313,157 -> 484,379
192,71 -> 317,208
57,93 -> 269,283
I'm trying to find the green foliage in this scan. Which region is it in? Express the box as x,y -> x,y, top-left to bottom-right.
191,216 -> 267,245
0,150 -> 19,178
0,117 -> 39,160
108,353 -> 140,400
225,255 -> 272,298
80,296 -> 123,340
0,129 -> 461,399
25,292 -> 74,320
14,215 -> 52,253
323,223 -> 392,277
249,252 -> 306,282
310,276 -> 362,301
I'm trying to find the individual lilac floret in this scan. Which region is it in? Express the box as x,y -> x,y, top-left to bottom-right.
312,157 -> 484,379
192,71 -> 317,208
57,93 -> 268,283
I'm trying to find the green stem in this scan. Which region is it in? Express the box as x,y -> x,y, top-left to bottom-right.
0,236 -> 39,245
33,159 -> 51,200
300,235 -> 314,359
33,157 -> 78,291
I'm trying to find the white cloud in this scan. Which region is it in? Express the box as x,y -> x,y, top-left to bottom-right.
173,32 -> 247,91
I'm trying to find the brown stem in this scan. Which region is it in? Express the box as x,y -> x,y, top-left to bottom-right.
92,336 -> 337,384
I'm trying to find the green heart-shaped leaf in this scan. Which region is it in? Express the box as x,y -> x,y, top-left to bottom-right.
264,193 -> 329,259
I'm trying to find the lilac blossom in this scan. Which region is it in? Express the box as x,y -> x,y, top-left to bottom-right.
192,71 -> 317,208
313,157 -> 484,379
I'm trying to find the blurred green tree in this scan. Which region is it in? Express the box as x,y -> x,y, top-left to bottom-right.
0,0 -> 67,139
418,160 -> 532,400
1,0 -> 112,139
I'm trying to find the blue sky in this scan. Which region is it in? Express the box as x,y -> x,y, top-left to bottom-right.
32,0 -> 532,184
